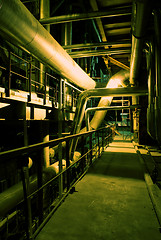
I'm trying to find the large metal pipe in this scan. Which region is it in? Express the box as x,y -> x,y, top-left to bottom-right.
88,71 -> 129,131
40,7 -> 131,25
146,42 -> 156,139
130,0 -> 152,85
154,10 -> 161,144
0,0 -> 96,90
70,87 -> 148,158
85,105 -> 139,131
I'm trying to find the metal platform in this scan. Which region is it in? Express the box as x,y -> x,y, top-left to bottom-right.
36,138 -> 161,240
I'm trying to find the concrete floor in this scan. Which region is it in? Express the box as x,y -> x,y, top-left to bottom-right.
36,139 -> 161,240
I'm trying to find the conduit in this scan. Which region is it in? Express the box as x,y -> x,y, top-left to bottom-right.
0,0 -> 95,90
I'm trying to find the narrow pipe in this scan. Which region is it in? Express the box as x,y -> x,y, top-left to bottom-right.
85,105 -> 139,131
40,7 -> 132,25
70,87 -> 148,158
0,0 -> 96,90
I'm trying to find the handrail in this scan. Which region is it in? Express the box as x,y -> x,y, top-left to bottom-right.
0,125 -> 112,162
0,124 -> 115,239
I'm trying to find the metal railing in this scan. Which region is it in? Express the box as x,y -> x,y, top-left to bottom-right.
0,125 -> 115,240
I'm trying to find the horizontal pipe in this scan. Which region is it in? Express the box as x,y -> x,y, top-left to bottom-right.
40,7 -> 132,25
70,87 -> 148,158
69,48 -> 131,58
0,0 -> 96,90
85,105 -> 139,131
63,40 -> 131,50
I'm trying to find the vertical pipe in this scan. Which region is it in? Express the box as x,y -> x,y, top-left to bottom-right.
40,0 -> 50,92
154,10 -> 161,144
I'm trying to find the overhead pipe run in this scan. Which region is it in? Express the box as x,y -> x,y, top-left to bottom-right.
70,87 -> 148,159
39,7 -> 132,25
0,0 -> 95,90
85,105 -> 139,131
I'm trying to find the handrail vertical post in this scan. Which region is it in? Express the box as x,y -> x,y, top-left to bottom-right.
28,62 -> 32,102
66,140 -> 70,191
58,78 -> 63,198
97,131 -> 100,157
5,50 -> 11,97
89,132 -> 93,165
37,151 -> 44,224
102,129 -> 104,152
21,156 -> 33,240
81,136 -> 85,173
44,72 -> 47,105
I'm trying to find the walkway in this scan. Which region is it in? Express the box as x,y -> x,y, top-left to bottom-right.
36,138 -> 161,240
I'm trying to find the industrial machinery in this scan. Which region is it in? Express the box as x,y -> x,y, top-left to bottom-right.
0,0 -> 160,239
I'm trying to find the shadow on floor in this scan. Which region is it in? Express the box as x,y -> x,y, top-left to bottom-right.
88,151 -> 144,180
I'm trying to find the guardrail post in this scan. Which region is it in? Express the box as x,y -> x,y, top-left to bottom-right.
28,62 -> 32,102
5,51 -> 11,97
58,79 -> 63,198
21,156 -> 33,240
66,140 -> 70,191
43,72 -> 47,105
81,136 -> 85,172
37,151 -> 44,224
89,133 -> 93,165
102,129 -> 104,152
97,131 -> 100,157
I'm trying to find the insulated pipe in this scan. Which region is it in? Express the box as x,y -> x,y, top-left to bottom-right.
130,0 -> 152,85
0,0 -> 96,90
146,42 -> 156,139
85,70 -> 129,132
154,10 -> 161,144
70,87 -> 148,158
85,105 -> 138,131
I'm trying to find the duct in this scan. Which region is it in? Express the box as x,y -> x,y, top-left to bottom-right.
0,0 -> 96,90
130,0 -> 152,85
69,87 -> 148,158
154,10 -> 161,144
85,105 -> 138,131
146,42 -> 156,139
39,7 -> 132,25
